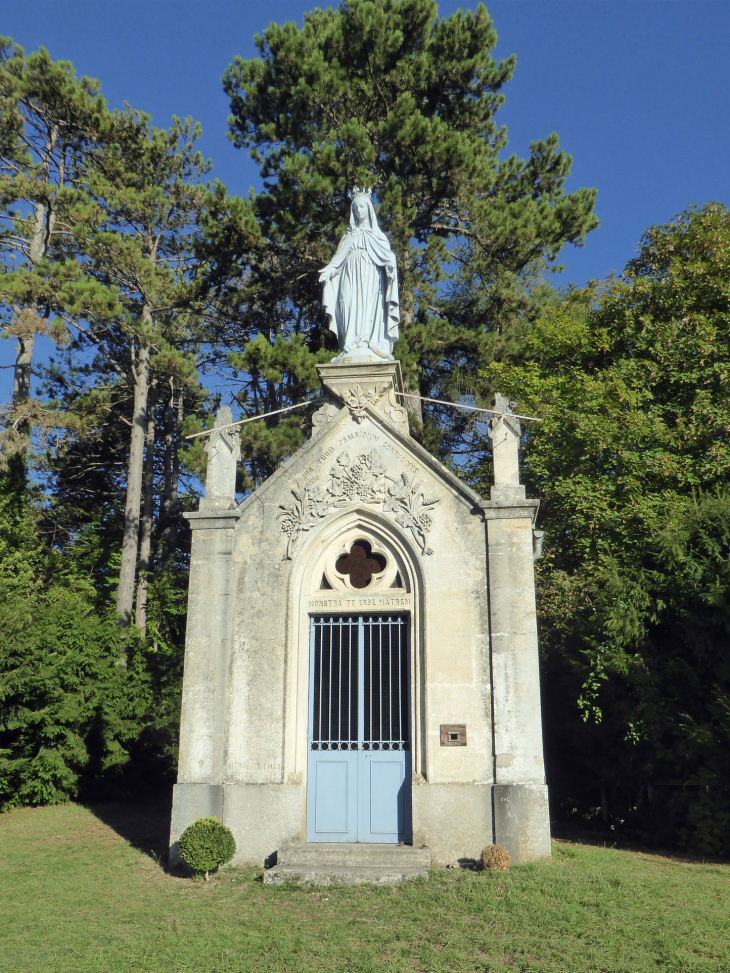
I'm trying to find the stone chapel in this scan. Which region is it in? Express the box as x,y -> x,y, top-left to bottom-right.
169,361 -> 551,878
169,193 -> 551,882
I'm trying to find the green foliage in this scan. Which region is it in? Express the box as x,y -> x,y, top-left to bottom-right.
477,204 -> 730,852
3,19 -> 726,865
228,332 -> 335,487
0,459 -> 184,809
0,39 -> 208,806
0,577 -> 147,809
0,36 -> 120,447
178,816 -> 236,877
0,457 -> 41,585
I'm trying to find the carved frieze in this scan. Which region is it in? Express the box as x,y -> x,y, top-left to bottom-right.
311,382 -> 406,432
279,448 -> 439,559
383,471 -> 439,556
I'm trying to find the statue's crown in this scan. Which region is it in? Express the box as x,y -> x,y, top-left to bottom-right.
348,186 -> 373,201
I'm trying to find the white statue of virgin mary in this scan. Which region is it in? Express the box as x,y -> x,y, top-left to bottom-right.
319,189 -> 400,361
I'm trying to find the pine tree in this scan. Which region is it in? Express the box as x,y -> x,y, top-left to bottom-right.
0,39 -> 118,455
219,0 -> 598,459
68,110 -> 212,628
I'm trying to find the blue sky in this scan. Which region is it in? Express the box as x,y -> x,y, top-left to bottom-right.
2,0 -> 729,401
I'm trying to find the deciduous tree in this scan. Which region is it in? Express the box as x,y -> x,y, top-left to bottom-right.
481,204 -> 730,852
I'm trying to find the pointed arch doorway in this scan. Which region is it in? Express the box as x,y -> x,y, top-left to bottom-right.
306,613 -> 412,843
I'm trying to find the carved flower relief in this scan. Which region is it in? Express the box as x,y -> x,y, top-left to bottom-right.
278,483 -> 330,559
343,383 -> 390,423
384,472 -> 439,557
343,386 -> 373,423
278,448 -> 439,559
311,383 -> 406,433
328,450 -> 386,506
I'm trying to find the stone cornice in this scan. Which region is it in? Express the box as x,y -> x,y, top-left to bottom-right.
184,509 -> 241,530
478,499 -> 540,523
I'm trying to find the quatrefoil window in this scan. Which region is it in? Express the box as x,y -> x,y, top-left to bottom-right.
335,540 -> 387,589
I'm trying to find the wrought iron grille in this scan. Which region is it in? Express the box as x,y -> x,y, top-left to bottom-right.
310,614 -> 410,752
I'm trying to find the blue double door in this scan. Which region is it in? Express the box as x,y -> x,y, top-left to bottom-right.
306,614 -> 412,844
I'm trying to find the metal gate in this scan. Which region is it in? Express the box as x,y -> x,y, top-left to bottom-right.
306,614 -> 411,843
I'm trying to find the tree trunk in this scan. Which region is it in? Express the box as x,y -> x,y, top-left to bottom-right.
159,381 -> 181,567
12,128 -> 59,409
12,206 -> 47,408
399,303 -> 423,425
171,389 -> 182,537
12,334 -> 35,405
160,380 -> 174,530
134,379 -> 157,634
403,381 -> 423,425
117,328 -> 151,627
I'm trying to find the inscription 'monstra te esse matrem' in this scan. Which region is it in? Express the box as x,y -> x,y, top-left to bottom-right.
308,595 -> 412,610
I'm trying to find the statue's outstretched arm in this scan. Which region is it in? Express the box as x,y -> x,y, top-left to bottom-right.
319,230 -> 353,281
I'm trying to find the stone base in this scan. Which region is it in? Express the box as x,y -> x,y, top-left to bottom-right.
493,782 -> 552,861
316,357 -> 404,400
170,781 -> 550,868
412,782 -> 493,865
331,347 -> 394,365
221,783 -> 303,865
169,782 -> 303,868
264,842 -> 430,886
169,783 -> 223,867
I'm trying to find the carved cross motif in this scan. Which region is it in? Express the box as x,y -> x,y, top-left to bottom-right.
335,540 -> 387,588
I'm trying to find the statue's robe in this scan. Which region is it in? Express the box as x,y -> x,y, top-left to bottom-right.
321,209 -> 400,358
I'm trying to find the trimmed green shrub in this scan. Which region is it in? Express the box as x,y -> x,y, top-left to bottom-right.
178,817 -> 236,879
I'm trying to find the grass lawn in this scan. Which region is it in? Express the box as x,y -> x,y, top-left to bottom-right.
1,803 -> 728,973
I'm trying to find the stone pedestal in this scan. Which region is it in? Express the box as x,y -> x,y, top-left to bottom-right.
482,393 -> 551,861
169,407 -> 241,866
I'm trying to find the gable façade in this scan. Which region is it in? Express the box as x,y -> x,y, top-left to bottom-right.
233,397 -> 488,563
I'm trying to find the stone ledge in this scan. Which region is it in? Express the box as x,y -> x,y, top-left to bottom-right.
277,842 -> 431,868
316,358 -> 405,399
265,840 -> 431,885
264,865 -> 428,886
184,509 -> 241,530
479,500 -> 540,521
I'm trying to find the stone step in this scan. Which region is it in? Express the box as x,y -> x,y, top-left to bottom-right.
276,841 -> 431,868
264,864 -> 428,887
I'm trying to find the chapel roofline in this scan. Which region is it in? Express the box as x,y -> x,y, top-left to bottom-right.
234,387 -> 499,522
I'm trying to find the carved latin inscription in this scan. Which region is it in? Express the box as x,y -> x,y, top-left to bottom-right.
308,594 -> 413,611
